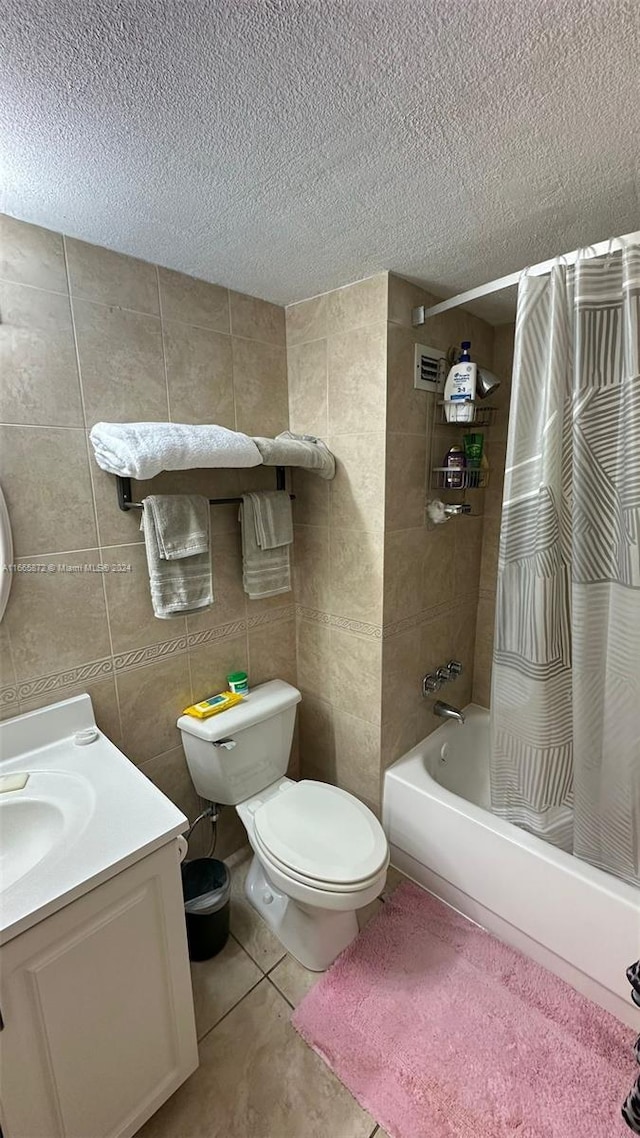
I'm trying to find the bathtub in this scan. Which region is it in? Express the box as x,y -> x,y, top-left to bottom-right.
383,705 -> 640,1029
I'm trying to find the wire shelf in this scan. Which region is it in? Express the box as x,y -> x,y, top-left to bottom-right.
431,466 -> 490,490
437,401 -> 497,426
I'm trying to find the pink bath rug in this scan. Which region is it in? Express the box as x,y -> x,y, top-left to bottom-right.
292,882 -> 637,1138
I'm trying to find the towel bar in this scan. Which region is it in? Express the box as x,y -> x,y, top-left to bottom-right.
115,467 -> 294,512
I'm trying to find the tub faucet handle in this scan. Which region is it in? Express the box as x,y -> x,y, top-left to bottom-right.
447,660 -> 463,678
436,666 -> 451,684
422,673 -> 440,695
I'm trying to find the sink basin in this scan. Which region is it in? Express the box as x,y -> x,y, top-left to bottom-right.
0,693 -> 189,945
1,798 -> 65,890
0,771 -> 95,892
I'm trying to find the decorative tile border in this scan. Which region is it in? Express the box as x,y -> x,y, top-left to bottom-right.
113,635 -> 188,672
296,595 -> 481,643
187,619 -> 247,649
4,605 -> 298,715
330,614 -> 382,639
382,592 -> 479,640
16,657 -> 114,703
296,605 -> 382,640
0,685 -> 19,711
247,604 -> 295,629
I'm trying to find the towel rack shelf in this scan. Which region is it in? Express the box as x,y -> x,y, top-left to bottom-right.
115,467 -> 294,512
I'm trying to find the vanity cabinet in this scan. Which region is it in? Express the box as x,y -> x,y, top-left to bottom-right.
0,840 -> 198,1138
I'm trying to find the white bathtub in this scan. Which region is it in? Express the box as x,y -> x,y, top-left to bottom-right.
383,705 -> 640,1029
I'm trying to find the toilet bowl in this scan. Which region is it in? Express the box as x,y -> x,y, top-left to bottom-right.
178,680 -> 389,970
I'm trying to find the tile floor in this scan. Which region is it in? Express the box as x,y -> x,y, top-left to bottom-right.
137,852 -> 408,1138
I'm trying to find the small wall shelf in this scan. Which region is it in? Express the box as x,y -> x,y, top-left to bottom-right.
437,401 -> 497,426
431,466 -> 490,491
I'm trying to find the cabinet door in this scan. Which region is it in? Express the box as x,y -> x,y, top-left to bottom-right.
0,841 -> 197,1138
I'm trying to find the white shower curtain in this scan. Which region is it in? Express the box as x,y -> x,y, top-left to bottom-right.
491,238 -> 640,887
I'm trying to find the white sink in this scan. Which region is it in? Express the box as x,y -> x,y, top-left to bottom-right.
0,771 -> 95,891
0,694 -> 188,944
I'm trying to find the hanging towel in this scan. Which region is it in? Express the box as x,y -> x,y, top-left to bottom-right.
240,491 -> 292,600
252,431 -> 336,480
247,490 -> 293,550
141,494 -> 213,618
90,421 -> 262,479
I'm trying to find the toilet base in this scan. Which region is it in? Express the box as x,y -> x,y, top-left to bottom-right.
245,855 -> 360,971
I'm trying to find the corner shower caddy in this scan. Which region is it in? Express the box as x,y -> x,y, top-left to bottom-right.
430,400 -> 497,501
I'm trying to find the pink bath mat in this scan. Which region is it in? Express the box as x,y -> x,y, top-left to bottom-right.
292,882 -> 636,1138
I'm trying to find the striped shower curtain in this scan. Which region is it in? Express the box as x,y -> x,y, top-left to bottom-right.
490,238 -> 640,887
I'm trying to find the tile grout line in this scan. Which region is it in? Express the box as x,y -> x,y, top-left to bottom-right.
62,234 -> 124,742
0,275 -> 263,336
0,421 -> 90,432
228,929 -> 284,978
0,275 -> 70,299
11,545 -> 116,560
156,264 -> 196,700
285,271 -> 387,310
195,973 -> 267,1047
265,972 -> 295,1010
229,307 -> 250,674
155,263 -> 173,423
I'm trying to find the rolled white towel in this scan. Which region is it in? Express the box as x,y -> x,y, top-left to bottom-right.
90,422 -> 262,479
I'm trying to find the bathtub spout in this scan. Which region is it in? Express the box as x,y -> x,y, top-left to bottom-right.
433,700 -> 465,725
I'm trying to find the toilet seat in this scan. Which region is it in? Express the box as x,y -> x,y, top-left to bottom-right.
252,780 -> 388,889
252,832 -> 387,894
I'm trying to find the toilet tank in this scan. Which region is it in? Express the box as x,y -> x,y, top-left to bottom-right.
177,679 -> 301,804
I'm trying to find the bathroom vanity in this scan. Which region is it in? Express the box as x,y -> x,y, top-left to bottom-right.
0,695 -> 198,1138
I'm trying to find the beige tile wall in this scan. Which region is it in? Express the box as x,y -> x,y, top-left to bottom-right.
287,271 -> 514,807
286,276 -> 388,814
380,274 -> 500,776
0,214 -> 296,858
0,214 -> 515,839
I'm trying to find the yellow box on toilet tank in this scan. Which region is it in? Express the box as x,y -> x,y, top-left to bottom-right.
182,691 -> 244,719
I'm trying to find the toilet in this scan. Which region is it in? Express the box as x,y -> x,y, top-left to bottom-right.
178,679 -> 389,971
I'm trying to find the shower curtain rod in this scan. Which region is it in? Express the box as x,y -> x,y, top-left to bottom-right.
412,230 -> 640,324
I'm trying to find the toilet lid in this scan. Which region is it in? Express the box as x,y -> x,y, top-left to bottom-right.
253,780 -> 388,885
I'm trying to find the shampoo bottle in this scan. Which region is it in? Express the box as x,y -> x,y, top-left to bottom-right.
444,341 -> 477,422
443,444 -> 466,489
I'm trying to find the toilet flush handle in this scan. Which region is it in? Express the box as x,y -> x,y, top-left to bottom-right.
212,738 -> 236,750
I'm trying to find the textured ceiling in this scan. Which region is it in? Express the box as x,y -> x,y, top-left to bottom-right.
2,0 -> 639,322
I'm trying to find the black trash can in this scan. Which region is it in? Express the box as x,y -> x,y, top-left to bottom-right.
181,857 -> 231,961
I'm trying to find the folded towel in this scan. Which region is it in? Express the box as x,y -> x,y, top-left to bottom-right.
247,491 -> 293,550
90,421 -> 262,479
240,492 -> 291,600
144,494 -> 209,560
252,431 -> 335,480
141,494 -> 213,618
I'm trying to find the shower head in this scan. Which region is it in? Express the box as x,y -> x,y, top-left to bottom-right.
476,367 -> 501,399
